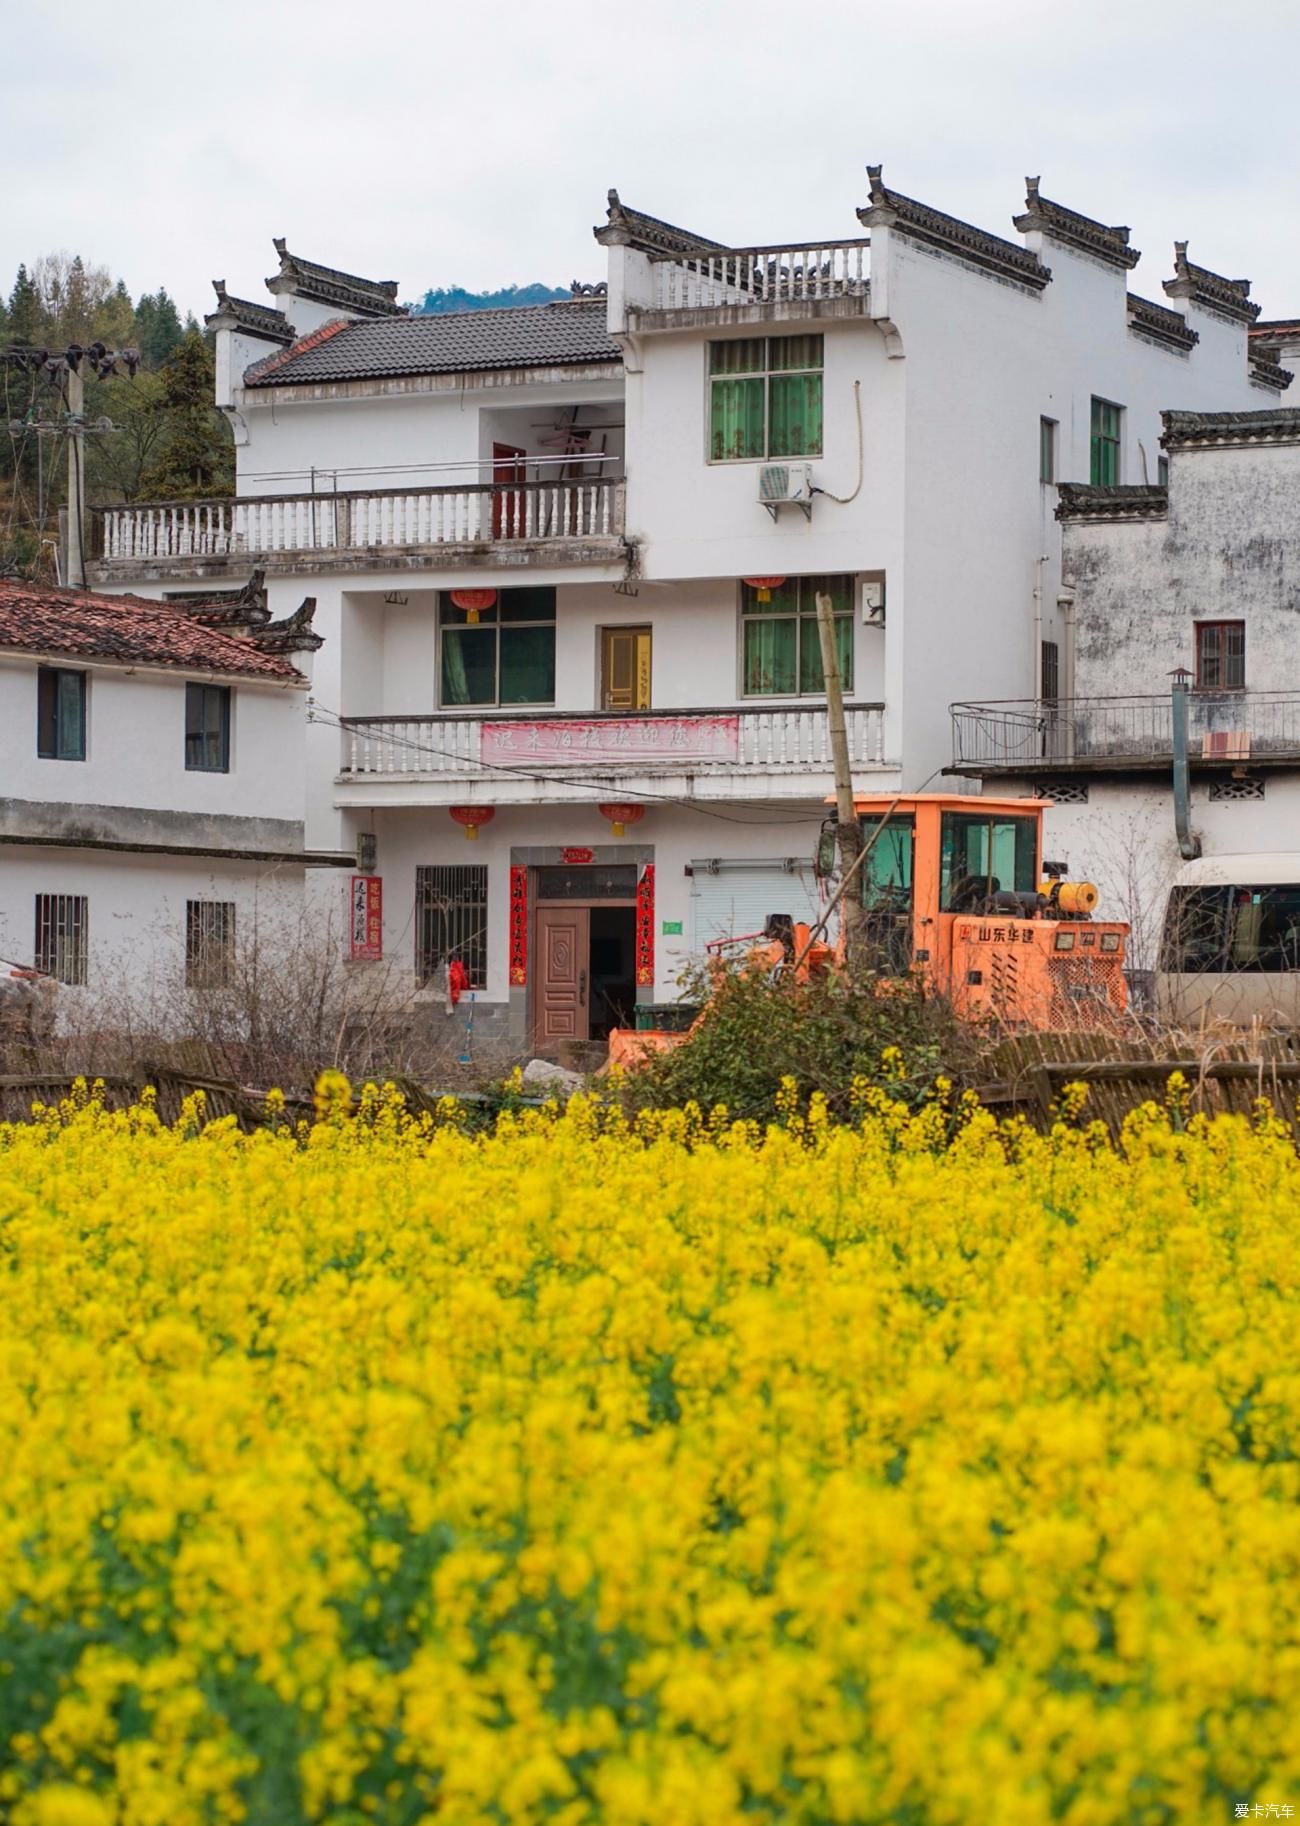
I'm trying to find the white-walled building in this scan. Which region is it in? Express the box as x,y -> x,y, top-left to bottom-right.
0,578 -> 346,1021
952,406 -> 1300,973
81,172 -> 1283,1051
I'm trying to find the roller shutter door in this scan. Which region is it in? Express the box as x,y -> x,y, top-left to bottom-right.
688,860 -> 825,952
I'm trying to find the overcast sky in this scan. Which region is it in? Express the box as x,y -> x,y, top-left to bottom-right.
6,0 -> 1300,323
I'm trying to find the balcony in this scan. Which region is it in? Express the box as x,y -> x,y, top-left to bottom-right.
630,241 -> 870,330
86,477 -> 627,584
951,693 -> 1300,772
336,702 -> 889,807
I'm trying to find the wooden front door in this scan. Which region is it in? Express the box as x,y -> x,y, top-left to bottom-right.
536,905 -> 590,1047
493,442 -> 527,539
601,626 -> 652,710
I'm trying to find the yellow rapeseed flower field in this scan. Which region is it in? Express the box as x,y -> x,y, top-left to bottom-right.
1,1074 -> 1298,1825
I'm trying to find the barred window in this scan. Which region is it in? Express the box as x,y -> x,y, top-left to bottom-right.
186,900 -> 236,988
416,865 -> 487,989
34,894 -> 88,985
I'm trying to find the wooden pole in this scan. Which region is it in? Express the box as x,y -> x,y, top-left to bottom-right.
814,590 -> 866,967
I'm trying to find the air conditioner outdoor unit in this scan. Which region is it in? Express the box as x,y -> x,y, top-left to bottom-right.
758,462 -> 814,521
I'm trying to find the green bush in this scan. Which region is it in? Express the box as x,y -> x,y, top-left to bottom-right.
620,962 -> 956,1121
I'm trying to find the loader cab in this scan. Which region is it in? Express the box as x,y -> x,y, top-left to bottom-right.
853,795 -> 1043,981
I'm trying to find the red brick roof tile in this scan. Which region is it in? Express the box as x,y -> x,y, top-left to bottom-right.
0,580 -> 306,681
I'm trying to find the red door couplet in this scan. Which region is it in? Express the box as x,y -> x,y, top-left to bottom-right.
492,443 -> 527,539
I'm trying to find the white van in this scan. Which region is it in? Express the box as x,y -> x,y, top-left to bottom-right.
1158,854 -> 1300,1025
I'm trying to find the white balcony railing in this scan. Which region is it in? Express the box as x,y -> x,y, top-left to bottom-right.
649,241 -> 869,313
340,703 -> 886,777
90,478 -> 625,564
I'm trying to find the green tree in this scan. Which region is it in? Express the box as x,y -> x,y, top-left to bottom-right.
132,289 -> 184,369
137,330 -> 233,500
7,265 -> 44,345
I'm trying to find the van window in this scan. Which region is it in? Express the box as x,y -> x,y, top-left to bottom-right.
940,813 -> 1037,912
1163,884 -> 1300,973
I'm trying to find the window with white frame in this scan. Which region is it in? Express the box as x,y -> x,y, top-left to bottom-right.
709,335 -> 823,462
439,588 -> 555,707
741,574 -> 854,696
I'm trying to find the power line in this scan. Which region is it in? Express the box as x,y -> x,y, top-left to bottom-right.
308,700 -> 837,828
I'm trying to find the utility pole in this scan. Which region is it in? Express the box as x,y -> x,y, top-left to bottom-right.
63,355 -> 86,587
814,589 -> 867,968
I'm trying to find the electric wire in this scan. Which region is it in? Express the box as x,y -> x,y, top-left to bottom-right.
307,699 -> 847,828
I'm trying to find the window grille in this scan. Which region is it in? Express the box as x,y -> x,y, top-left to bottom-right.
34,894 -> 88,985
186,900 -> 236,987
416,865 -> 487,988
1209,777 -> 1265,802
1040,639 -> 1060,705
1034,781 -> 1089,805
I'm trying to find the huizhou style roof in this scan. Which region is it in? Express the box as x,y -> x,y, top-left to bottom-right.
1014,178 -> 1140,271
267,239 -> 404,319
858,164 -> 1050,292
205,281 -> 293,345
0,581 -> 305,681
1055,484 -> 1168,522
593,189 -> 725,257
1163,242 -> 1260,325
1126,292 -> 1199,354
243,299 -> 621,389
1162,408 -> 1300,448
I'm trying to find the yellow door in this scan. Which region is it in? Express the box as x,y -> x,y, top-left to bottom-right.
602,627 -> 652,710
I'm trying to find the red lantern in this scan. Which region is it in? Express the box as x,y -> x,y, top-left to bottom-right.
598,801 -> 645,838
449,805 -> 495,841
449,588 -> 497,625
743,575 -> 787,604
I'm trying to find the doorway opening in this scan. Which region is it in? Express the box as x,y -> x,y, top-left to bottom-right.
589,906 -> 637,1039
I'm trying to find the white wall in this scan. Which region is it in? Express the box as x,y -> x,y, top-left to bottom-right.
0,847 -> 306,1010
233,378 -> 624,496
340,580 -> 886,720
0,656 -> 307,826
365,801 -> 827,1005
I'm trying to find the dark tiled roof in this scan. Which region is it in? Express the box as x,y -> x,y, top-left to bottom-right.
1253,319 -> 1300,339
1055,484 -> 1167,522
858,165 -> 1049,292
594,189 -> 724,256
267,239 -> 404,318
1127,292 -> 1198,353
0,581 -> 304,680
1248,347 -> 1295,391
205,282 -> 293,344
1163,408 -> 1300,447
1163,242 -> 1260,324
243,300 -> 621,388
1015,178 -> 1139,270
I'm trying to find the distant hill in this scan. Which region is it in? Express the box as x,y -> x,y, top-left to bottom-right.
409,284 -> 571,315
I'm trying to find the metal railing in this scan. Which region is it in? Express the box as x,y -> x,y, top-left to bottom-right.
952,692 -> 1300,767
89,477 -> 626,562
649,240 -> 870,312
340,702 -> 887,777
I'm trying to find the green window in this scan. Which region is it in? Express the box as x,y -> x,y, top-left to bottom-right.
940,812 -> 1038,912
440,587 -> 556,707
859,816 -> 915,975
741,574 -> 853,697
709,336 -> 823,461
1090,397 -> 1122,485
